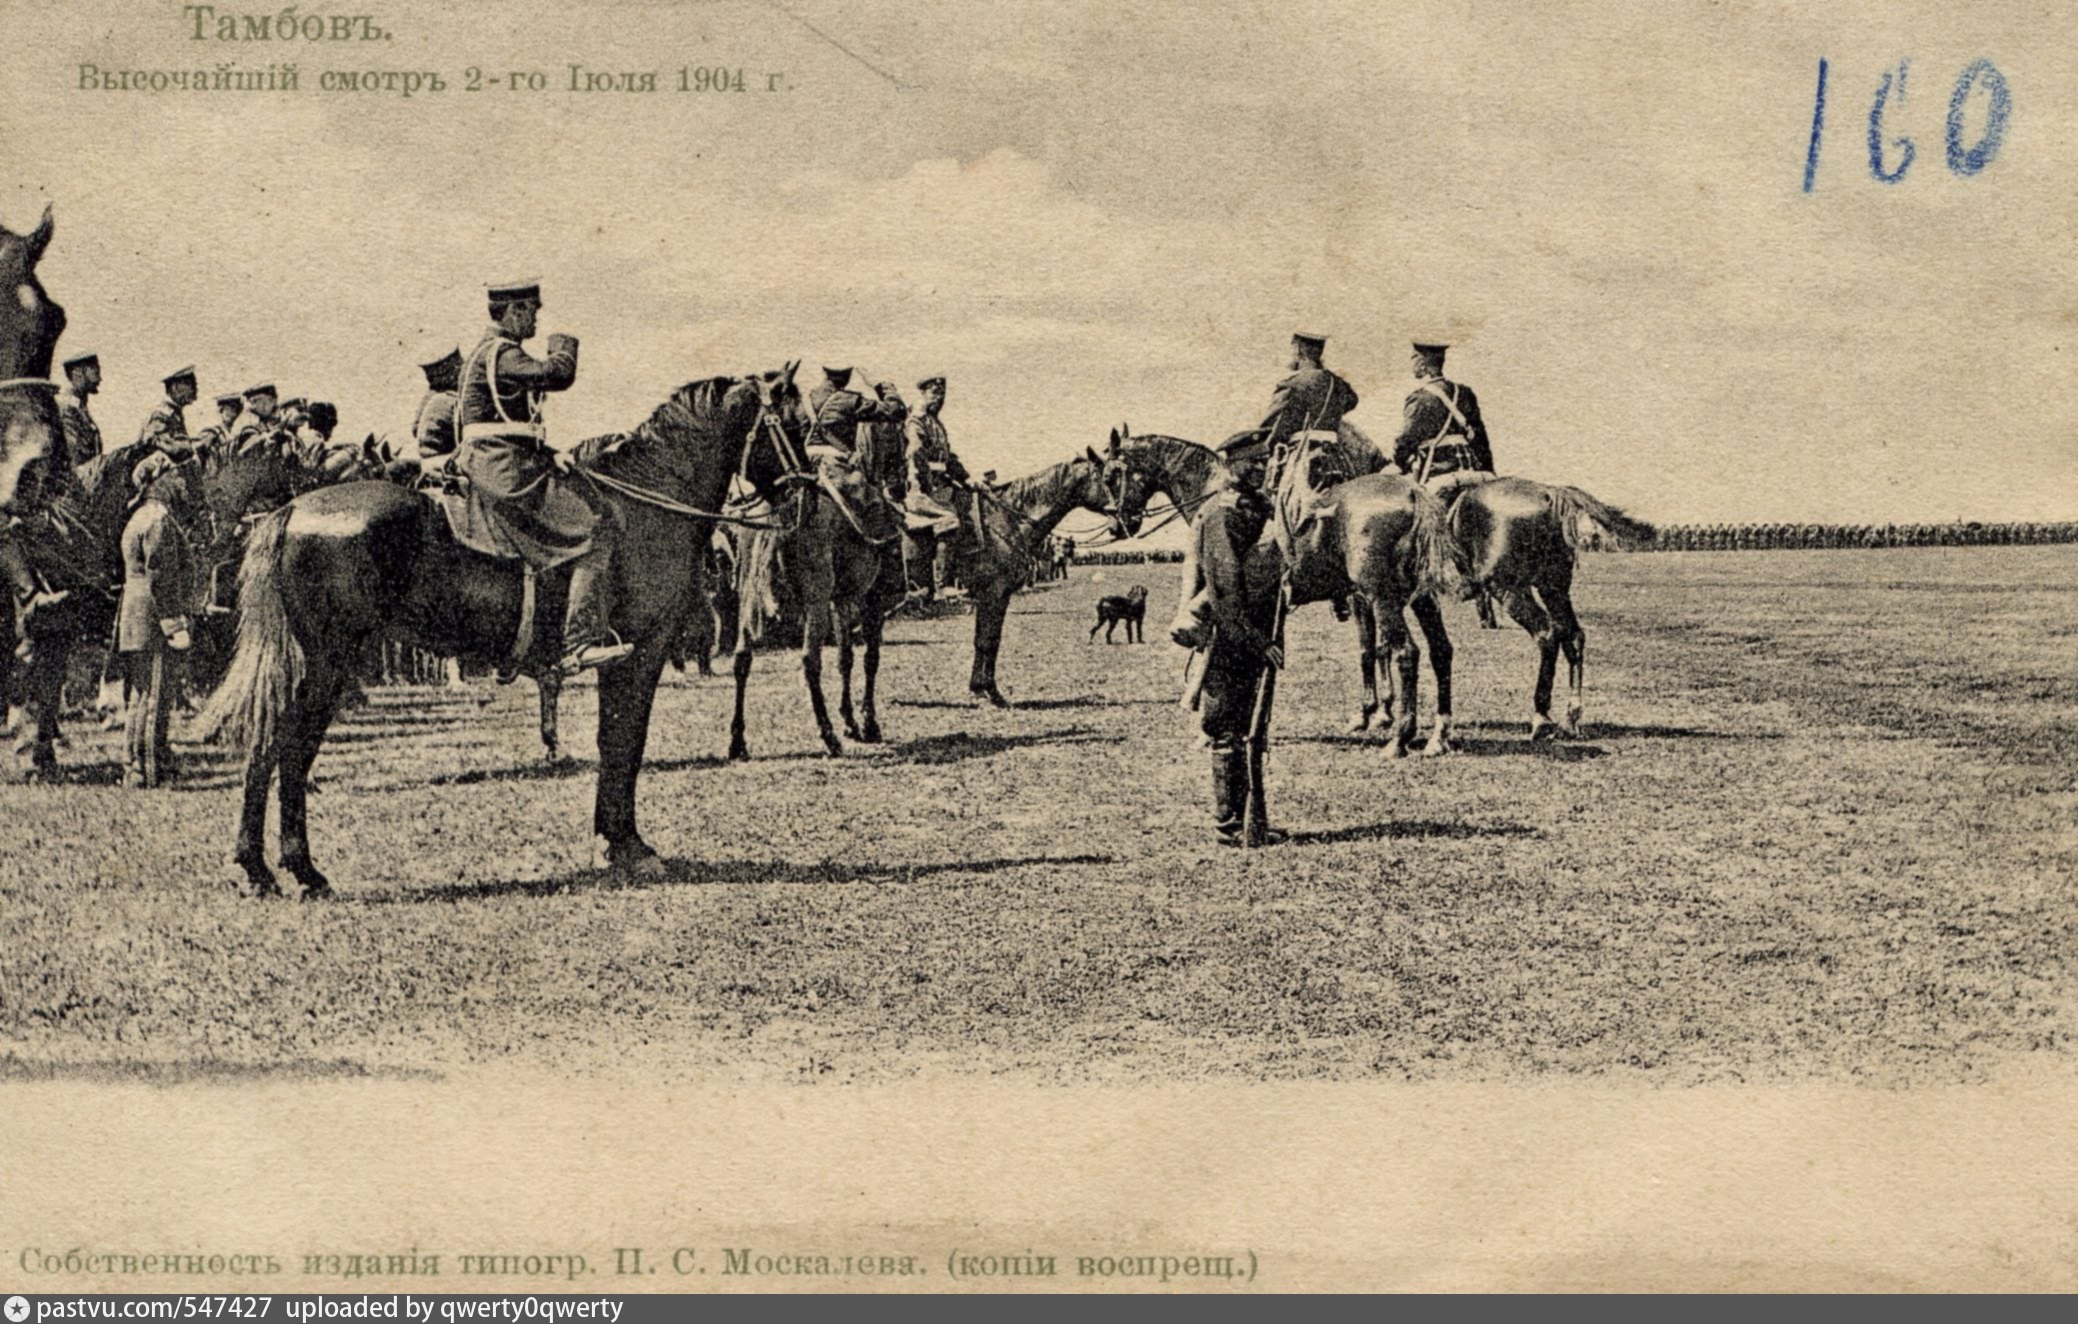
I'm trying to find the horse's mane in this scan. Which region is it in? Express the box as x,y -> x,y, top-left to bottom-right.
575,376 -> 747,467
73,439 -> 150,502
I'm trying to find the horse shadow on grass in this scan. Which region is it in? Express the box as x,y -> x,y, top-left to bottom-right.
356,851 -> 1120,906
882,727 -> 1122,765
1289,732 -> 1610,762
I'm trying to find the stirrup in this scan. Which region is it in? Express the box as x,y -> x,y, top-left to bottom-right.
558,630 -> 635,676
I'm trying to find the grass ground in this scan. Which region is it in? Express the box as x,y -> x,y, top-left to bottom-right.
1,547 -> 2072,1085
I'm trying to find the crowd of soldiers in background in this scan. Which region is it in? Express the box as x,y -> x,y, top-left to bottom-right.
1072,520 -> 2078,566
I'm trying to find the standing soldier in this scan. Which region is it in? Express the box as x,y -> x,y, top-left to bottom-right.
1172,429 -> 1287,847
1391,340 -> 1494,494
905,374 -> 971,601
413,345 -> 463,465
139,366 -> 199,456
117,451 -> 198,788
57,350 -> 103,472
454,278 -> 629,674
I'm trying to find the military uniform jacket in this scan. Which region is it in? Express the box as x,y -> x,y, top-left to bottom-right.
1391,377 -> 1493,475
1193,478 -> 1279,663
451,329 -> 594,568
413,388 -> 458,459
807,385 -> 907,455
138,398 -> 189,451
1259,366 -> 1359,449
908,410 -> 969,492
231,410 -> 285,458
58,392 -> 101,470
118,499 -> 191,653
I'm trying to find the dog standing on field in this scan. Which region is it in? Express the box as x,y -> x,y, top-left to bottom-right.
1090,584 -> 1150,643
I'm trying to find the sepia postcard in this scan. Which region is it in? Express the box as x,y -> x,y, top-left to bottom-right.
1,0 -> 2074,1294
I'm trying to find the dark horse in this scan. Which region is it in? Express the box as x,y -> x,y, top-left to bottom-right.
201,366 -> 812,896
1383,477 -> 1656,743
0,205 -> 66,520
953,440 -> 1152,706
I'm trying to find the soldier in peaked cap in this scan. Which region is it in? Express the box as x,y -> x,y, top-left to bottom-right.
454,278 -> 630,675
413,345 -> 464,463
904,374 -> 972,601
193,392 -> 244,463
231,383 -> 285,456
117,449 -> 200,789
138,366 -> 198,457
1259,332 -> 1360,455
1391,340 -> 1495,493
807,365 -> 908,468
57,350 -> 103,472
1172,426 -> 1287,847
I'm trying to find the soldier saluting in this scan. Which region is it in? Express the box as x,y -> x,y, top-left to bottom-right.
807,365 -> 907,469
1173,428 -> 1288,847
454,278 -> 629,675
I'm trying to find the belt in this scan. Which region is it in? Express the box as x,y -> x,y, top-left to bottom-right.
1291,429 -> 1340,444
461,422 -> 543,445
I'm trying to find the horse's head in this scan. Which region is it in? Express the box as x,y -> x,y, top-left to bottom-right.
1089,424 -> 1154,539
741,359 -> 814,493
0,205 -> 67,516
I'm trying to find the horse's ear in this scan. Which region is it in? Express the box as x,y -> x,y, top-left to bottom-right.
1120,420 -> 1131,440
24,204 -> 52,263
1084,446 -> 1104,467
1107,426 -> 1119,448
782,359 -> 799,387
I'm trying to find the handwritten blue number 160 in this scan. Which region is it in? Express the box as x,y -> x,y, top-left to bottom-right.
1803,57 -> 2010,192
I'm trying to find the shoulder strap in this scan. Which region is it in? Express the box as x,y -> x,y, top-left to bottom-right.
1418,379 -> 1470,442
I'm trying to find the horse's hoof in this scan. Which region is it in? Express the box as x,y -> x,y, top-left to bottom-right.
1347,709 -> 1376,733
821,738 -> 845,758
1420,738 -> 1454,757
727,743 -> 749,762
859,722 -> 882,744
1529,719 -> 1559,742
236,856 -> 283,899
842,723 -> 864,743
986,690 -> 1011,709
594,837 -> 666,880
284,859 -> 332,896
1384,742 -> 1410,760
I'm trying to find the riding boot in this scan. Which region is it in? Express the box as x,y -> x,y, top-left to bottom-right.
1211,741 -> 1245,842
559,543 -> 633,674
2,533 -> 66,665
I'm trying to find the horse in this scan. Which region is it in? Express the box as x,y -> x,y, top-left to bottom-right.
0,205 -> 66,520
199,366 -> 813,897
946,440 -> 1151,707
1389,477 -> 1656,742
1115,426 -> 1459,757
725,409 -> 910,760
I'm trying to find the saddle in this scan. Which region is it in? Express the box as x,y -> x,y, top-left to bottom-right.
415,481 -> 587,678
1270,432 -> 1361,559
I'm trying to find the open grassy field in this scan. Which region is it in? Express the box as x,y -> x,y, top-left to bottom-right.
1,547 -> 2072,1086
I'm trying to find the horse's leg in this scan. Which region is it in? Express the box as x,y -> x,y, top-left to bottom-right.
836,604 -> 862,743
1543,582 -> 1587,736
1410,594 -> 1455,755
727,633 -> 754,761
1374,596 -> 1419,759
801,596 -> 842,756
233,732 -> 284,897
537,669 -> 563,764
1089,616 -> 1102,643
859,601 -> 884,743
1503,587 -> 1561,740
592,648 -> 669,878
1347,597 -> 1379,733
17,646 -> 64,781
970,590 -> 1011,707
275,657 -> 348,899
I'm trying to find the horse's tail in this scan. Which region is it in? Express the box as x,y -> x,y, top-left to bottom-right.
1408,482 -> 1468,600
194,507 -> 304,753
1546,484 -> 1657,550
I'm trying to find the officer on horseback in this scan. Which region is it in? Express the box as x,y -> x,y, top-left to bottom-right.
1261,331 -> 1360,459
232,383 -> 285,455
194,391 -> 244,462
1174,428 -> 1287,847
1391,340 -> 1494,494
412,345 -> 463,464
808,366 -> 908,468
905,374 -> 971,601
139,366 -> 198,456
454,279 -> 630,675
57,350 -> 103,471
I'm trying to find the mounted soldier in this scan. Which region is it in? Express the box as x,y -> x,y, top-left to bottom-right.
117,449 -> 200,788
1172,428 -> 1287,847
231,382 -> 286,456
56,350 -> 102,473
193,391 -> 243,463
808,365 -> 907,473
904,374 -> 971,601
412,345 -> 463,466
453,278 -> 629,675
139,366 -> 199,457
1391,340 -> 1494,496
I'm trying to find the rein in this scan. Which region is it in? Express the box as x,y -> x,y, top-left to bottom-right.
572,398 -> 812,532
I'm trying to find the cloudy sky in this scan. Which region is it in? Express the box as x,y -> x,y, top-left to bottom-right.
4,0 -> 2073,527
